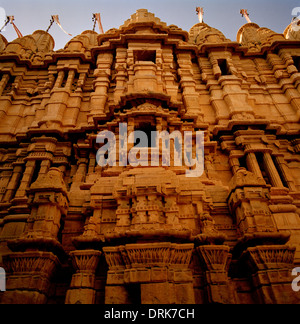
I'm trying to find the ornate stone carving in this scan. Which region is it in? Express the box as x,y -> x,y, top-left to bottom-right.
103,243 -> 194,271
189,23 -> 230,45
0,8 -> 299,305
284,20 -> 300,40
1,251 -> 60,304
69,250 -> 101,272
242,245 -> 296,271
196,245 -> 231,271
66,250 -> 102,304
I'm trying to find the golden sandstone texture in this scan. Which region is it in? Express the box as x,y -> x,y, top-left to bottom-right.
0,9 -> 300,304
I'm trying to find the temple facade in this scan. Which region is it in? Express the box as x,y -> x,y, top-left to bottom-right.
0,9 -> 300,304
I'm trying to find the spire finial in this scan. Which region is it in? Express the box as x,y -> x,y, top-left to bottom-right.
196,7 -> 204,24
92,13 -> 104,34
240,9 -> 252,23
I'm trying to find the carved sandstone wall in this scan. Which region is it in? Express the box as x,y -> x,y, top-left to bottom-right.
0,9 -> 300,304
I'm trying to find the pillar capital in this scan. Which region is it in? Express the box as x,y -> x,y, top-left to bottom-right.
1,251 -> 60,304
69,250 -> 102,273
66,250 -> 102,304
239,245 -> 299,303
196,245 -> 231,272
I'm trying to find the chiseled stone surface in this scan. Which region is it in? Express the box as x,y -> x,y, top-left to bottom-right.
0,9 -> 300,304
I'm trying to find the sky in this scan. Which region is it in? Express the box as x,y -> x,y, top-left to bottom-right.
0,0 -> 298,50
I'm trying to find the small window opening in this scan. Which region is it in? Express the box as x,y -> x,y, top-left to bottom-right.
3,75 -> 16,95
134,50 -> 156,63
218,59 -> 231,76
30,161 -> 41,185
293,56 -> 300,72
239,155 -> 247,169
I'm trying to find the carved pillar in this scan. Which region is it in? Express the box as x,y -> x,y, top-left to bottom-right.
196,246 -> 234,304
177,53 -> 203,121
229,157 -> 240,174
0,74 -> 10,96
0,169 -> 12,202
114,48 -> 128,103
262,153 -> 283,188
2,168 -> 69,304
39,159 -> 51,175
142,243 -> 195,305
102,246 -> 131,304
274,156 -> 297,191
220,76 -> 255,121
2,165 -> 23,203
54,71 -> 65,88
64,72 -> 84,127
267,54 -> 287,80
23,168 -> 69,242
246,153 -> 263,179
208,51 -> 254,122
89,52 -> 114,122
162,48 -> 178,101
241,245 -> 300,304
228,169 -> 277,237
14,160 -> 36,200
40,65 -> 78,129
268,186 -> 300,251
65,70 -> 75,91
1,251 -> 60,304
70,158 -> 88,191
281,85 -> 300,119
65,250 -> 102,304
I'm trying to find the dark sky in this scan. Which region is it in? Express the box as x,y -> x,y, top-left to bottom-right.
0,0 -> 298,49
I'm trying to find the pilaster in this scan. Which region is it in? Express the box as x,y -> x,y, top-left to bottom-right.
65,250 -> 102,304
196,245 -> 235,304
10,168 -> 69,253
89,52 -> 114,123
177,52 -> 203,121
241,245 -> 300,304
1,251 -> 60,304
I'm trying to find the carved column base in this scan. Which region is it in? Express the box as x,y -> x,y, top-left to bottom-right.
65,250 -> 102,305
1,251 -> 60,304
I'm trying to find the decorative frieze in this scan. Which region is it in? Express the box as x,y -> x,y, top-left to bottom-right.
103,243 -> 194,273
